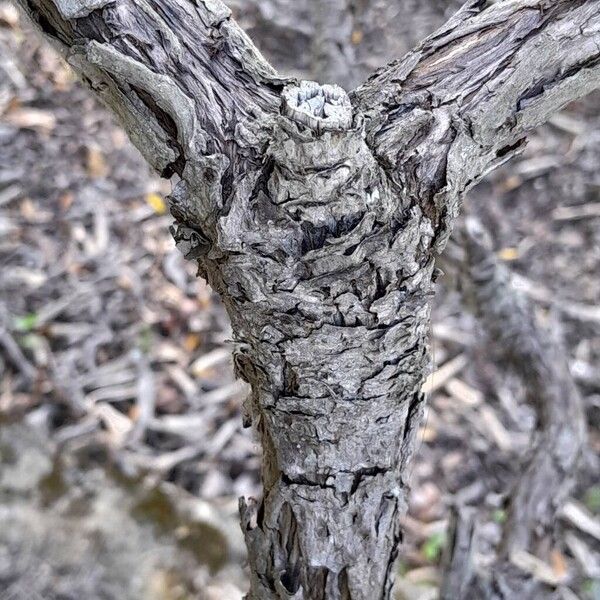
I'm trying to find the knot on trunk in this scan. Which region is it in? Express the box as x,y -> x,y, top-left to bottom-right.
281,81 -> 353,133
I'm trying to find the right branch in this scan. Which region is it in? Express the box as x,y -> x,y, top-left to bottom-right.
353,0 -> 600,249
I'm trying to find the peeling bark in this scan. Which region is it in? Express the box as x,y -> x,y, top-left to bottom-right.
353,0 -> 600,250
13,0 -> 600,598
223,82 -> 433,599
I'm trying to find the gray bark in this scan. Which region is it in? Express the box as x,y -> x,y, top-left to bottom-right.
13,0 -> 600,598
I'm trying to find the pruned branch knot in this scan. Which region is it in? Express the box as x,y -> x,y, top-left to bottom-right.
281,80 -> 353,133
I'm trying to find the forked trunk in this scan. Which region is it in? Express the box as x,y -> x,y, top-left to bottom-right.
15,0 -> 600,598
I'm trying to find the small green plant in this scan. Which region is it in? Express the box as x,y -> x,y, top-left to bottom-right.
421,532 -> 446,563
137,325 -> 153,354
584,486 -> 600,514
13,312 -> 38,332
492,509 -> 507,524
582,578 -> 600,600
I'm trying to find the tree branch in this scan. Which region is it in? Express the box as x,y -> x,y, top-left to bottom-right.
461,217 -> 586,552
440,217 -> 587,599
352,0 -> 600,249
15,0 -> 286,177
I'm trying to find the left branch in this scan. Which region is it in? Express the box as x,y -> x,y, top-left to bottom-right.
16,0 -> 285,178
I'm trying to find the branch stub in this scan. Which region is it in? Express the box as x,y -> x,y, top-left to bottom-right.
281,80 -> 353,133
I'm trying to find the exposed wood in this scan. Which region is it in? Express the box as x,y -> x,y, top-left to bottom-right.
14,0 -> 600,598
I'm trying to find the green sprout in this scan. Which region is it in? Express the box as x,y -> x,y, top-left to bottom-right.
13,312 -> 38,332
422,532 -> 446,563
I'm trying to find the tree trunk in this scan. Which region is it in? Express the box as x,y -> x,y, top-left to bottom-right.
229,83 -> 433,599
13,0 -> 600,598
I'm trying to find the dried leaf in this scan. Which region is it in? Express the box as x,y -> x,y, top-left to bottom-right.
499,174 -> 523,192
183,333 -> 201,352
550,549 -> 569,581
351,30 -> 363,45
0,3 -> 19,27
498,247 -> 520,261
510,549 -> 563,586
58,192 -> 75,211
4,107 -> 56,133
419,424 -> 437,443
20,198 -> 37,221
86,145 -> 108,178
146,192 -> 167,215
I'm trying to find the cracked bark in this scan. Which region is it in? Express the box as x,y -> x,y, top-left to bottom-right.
14,0 -> 600,598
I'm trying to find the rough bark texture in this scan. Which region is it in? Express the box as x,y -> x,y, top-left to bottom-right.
440,218 -> 587,600
353,0 -> 600,252
233,84 -> 433,599
13,0 -> 600,598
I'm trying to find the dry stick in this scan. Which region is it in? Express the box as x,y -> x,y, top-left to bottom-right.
441,218 -> 587,600
14,0 -> 600,598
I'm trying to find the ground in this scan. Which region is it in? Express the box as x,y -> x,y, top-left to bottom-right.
0,3 -> 599,599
